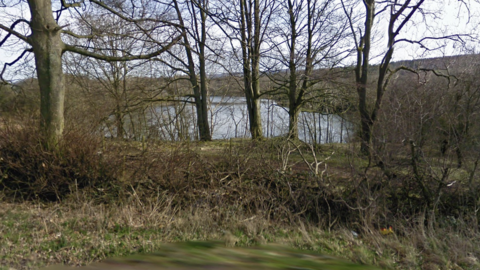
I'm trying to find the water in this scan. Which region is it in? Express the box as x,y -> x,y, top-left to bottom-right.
142,96 -> 352,143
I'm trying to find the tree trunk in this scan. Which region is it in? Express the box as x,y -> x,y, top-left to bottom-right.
243,55 -> 263,140
247,95 -> 263,139
28,0 -> 65,149
115,109 -> 124,139
173,0 -> 211,141
240,0 -> 263,140
288,58 -> 299,140
249,59 -> 263,139
194,90 -> 211,141
356,0 -> 374,156
198,3 -> 212,141
288,107 -> 300,140
359,105 -> 372,155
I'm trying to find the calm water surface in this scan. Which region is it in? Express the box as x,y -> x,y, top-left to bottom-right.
145,96 -> 352,143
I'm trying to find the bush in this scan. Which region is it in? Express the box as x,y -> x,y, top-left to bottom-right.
0,122 -> 117,201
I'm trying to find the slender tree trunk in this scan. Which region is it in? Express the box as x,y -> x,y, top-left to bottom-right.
356,0 -> 374,156
251,0 -> 263,139
28,0 -> 65,149
173,0 -> 211,141
287,56 -> 299,139
351,0 -> 422,156
249,58 -> 263,139
240,0 -> 263,140
247,93 -> 263,139
198,3 -> 211,141
358,92 -> 372,155
287,0 -> 298,140
284,0 -> 317,141
288,107 -> 300,140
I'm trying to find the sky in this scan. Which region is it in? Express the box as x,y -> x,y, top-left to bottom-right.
0,0 -> 478,82
389,0 -> 478,62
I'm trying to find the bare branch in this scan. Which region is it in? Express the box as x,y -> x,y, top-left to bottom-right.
61,30 -> 96,39
0,19 -> 30,45
419,67 -> 458,87
64,34 -> 182,61
396,34 -> 469,47
151,57 -> 188,74
0,48 -> 32,82
61,0 -> 82,8
89,0 -> 182,28
393,0 -> 425,36
383,65 -> 458,91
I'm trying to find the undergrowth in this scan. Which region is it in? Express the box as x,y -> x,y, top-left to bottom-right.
1,122 -> 480,269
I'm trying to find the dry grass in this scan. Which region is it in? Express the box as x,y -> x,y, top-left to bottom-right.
1,124 -> 480,269
1,195 -> 480,270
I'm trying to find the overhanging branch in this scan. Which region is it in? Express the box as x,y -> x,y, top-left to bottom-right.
89,0 -> 182,28
64,34 -> 182,61
0,48 -> 32,82
61,30 -> 96,39
384,65 -> 458,90
0,19 -> 30,45
396,34 -> 469,49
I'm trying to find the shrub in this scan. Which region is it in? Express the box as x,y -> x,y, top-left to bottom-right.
0,122 -> 116,201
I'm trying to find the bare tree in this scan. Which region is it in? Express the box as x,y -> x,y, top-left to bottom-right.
65,15 -> 150,138
212,0 -> 278,139
0,0 -> 180,149
165,0 -> 212,141
341,0 -> 467,156
266,0 -> 348,140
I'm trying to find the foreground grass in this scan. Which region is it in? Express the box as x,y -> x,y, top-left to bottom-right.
1,198 -> 479,270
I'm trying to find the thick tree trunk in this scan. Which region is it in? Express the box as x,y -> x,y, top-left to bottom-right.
195,96 -> 211,141
28,0 -> 65,149
359,107 -> 372,155
198,77 -> 210,141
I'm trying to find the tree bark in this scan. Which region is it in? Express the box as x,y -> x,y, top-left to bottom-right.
28,0 -> 65,149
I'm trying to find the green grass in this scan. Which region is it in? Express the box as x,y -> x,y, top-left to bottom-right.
1,199 -> 479,270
